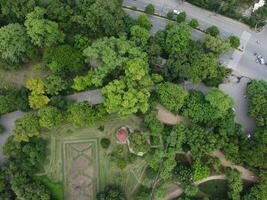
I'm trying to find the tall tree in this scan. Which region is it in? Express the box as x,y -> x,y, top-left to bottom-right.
25,7 -> 64,47
0,24 -> 32,66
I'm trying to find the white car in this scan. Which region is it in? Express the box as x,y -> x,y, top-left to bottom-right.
173,9 -> 181,15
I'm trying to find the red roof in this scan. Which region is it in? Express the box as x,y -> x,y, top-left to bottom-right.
116,128 -> 128,142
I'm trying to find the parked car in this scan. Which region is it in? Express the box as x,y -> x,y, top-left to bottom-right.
173,9 -> 181,15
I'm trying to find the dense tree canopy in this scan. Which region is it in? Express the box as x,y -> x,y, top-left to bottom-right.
38,106 -> 64,129
156,82 -> 189,113
25,7 -> 64,47
0,24 -> 32,65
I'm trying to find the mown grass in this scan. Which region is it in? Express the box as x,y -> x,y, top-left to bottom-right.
34,175 -> 63,200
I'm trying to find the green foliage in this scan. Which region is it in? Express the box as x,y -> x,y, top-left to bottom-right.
0,24 -> 32,65
128,131 -> 150,154
137,14 -> 152,30
4,137 -> 47,173
143,109 -> 164,134
246,80 -> 267,127
204,35 -> 231,54
26,77 -> 50,109
43,75 -> 68,95
241,128 -> 267,170
156,82 -> 189,113
25,7 -> 64,47
207,157 -> 222,173
33,176 -> 63,200
11,173 -> 50,200
192,159 -> 210,181
167,11 -> 174,20
75,0 -> 126,37
165,23 -> 191,55
243,180 -> 267,200
225,168 -> 243,200
205,88 -> 234,117
135,186 -> 150,200
67,102 -> 95,127
167,125 -> 187,151
100,138 -> 111,149
145,4 -> 155,15
38,106 -> 63,129
96,185 -> 126,200
43,45 -> 84,76
177,12 -> 187,23
229,36 -> 240,48
0,87 -> 29,115
0,0 -> 38,23
130,25 -> 150,47
186,125 -> 218,158
206,25 -> 220,37
13,113 -> 40,142
189,18 -> 199,28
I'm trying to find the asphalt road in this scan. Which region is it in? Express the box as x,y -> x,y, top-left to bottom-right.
123,0 -> 267,80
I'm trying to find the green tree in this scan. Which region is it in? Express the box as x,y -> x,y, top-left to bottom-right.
246,80 -> 267,127
128,131 -> 150,154
205,88 -> 234,118
189,18 -> 199,28
186,125 -> 218,158
206,25 -> 220,37
204,35 -> 231,54
43,45 -> 85,75
25,7 -> 64,47
11,173 -> 50,200
43,75 -> 68,95
38,106 -> 63,129
225,168 -> 243,200
13,113 -> 40,142
229,35 -> 240,48
192,159 -> 210,181
67,102 -> 95,127
156,82 -> 189,113
143,109 -> 164,135
130,25 -> 150,48
137,14 -> 152,31
96,185 -> 126,200
165,23 -> 191,55
0,24 -> 32,65
145,4 -> 155,15
167,11 -> 174,20
177,11 -> 187,23
79,0 -> 126,37
0,0 -> 38,22
28,94 -> 50,109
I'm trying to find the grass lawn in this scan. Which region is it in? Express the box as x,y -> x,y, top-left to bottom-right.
34,175 -> 63,200
41,115 -> 148,200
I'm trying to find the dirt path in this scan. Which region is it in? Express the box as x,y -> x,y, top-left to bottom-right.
156,104 -> 189,125
212,150 -> 257,182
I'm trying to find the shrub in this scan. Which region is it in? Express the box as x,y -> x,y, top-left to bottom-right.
117,159 -> 127,169
229,35 -> 240,48
0,125 -> 4,134
100,138 -> 111,149
167,11 -> 174,20
206,25 -> 220,37
189,18 -> 199,28
177,12 -> 187,23
145,4 -> 155,15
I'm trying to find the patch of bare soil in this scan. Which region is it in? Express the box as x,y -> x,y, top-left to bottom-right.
156,104 -> 189,125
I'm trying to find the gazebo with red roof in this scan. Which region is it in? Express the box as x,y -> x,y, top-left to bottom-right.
116,127 -> 128,144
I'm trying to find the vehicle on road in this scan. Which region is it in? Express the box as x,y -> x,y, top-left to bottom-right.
173,9 -> 181,15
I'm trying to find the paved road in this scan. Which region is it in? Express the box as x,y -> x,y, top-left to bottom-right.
124,0 -> 267,80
